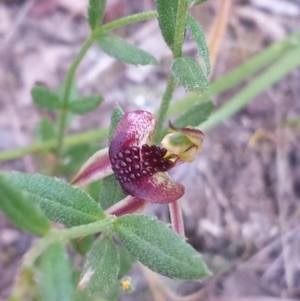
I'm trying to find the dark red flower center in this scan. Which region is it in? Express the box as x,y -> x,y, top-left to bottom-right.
110,144 -> 174,183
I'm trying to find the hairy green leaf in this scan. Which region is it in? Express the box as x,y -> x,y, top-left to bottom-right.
88,0 -> 106,30
37,242 -> 74,301
187,14 -> 210,76
0,174 -> 51,236
8,172 -> 105,227
69,95 -> 103,114
114,215 -> 211,280
81,235 -> 119,294
171,56 -> 208,93
155,0 -> 179,50
173,100 -> 214,128
97,34 -> 157,65
31,86 -> 61,110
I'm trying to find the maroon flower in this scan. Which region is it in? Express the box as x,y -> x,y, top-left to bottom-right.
108,110 -> 184,204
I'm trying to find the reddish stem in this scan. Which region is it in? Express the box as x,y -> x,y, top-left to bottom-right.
169,199 -> 185,237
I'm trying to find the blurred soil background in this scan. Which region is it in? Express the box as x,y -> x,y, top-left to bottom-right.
1,0 -> 300,300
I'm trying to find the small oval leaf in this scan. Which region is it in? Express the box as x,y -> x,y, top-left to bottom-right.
187,15 -> 210,76
37,242 -> 74,301
0,174 -> 50,236
171,56 -> 209,93
80,235 -> 119,294
88,0 -> 106,30
96,34 -> 157,66
114,215 -> 211,280
173,100 -> 214,128
31,86 -> 61,110
155,0 -> 179,50
69,95 -> 103,114
8,172 -> 105,227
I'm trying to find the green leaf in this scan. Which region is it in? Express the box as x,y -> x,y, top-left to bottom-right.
0,174 -> 50,236
108,105 -> 124,143
88,0 -> 106,30
88,180 -> 102,202
171,56 -> 208,93
8,172 -> 105,227
100,106 -> 126,210
96,34 -> 157,66
31,86 -> 61,110
155,0 -> 179,50
99,175 -> 126,211
39,117 -> 57,142
37,242 -> 74,301
69,95 -> 103,115
186,15 -> 210,76
114,215 -> 211,280
173,100 -> 214,128
81,235 -> 119,294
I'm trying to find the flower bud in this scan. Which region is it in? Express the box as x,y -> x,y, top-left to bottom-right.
161,122 -> 204,163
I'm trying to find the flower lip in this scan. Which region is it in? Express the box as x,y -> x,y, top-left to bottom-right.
110,144 -> 174,186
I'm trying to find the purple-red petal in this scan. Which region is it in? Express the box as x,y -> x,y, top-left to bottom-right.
109,110 -> 156,160
71,148 -> 113,186
120,172 -> 185,204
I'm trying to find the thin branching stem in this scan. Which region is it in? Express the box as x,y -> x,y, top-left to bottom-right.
56,36 -> 94,160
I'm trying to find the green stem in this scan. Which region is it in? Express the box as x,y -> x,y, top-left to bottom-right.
153,0 -> 188,142
153,75 -> 176,143
56,36 -> 94,160
93,11 -> 157,37
172,0 -> 188,58
23,216 -> 116,267
0,128 -> 108,162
